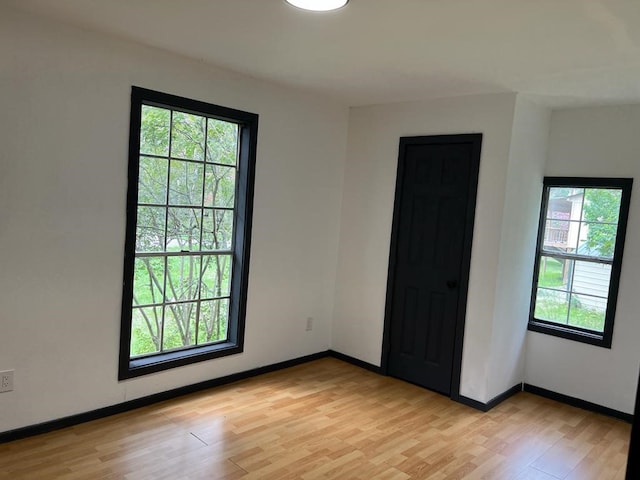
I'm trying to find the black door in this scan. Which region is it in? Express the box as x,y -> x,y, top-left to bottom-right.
383,134 -> 481,395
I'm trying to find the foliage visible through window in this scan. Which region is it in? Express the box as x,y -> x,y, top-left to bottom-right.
120,87 -> 257,378
529,177 -> 632,348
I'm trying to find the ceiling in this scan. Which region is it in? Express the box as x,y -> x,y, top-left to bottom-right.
7,0 -> 640,107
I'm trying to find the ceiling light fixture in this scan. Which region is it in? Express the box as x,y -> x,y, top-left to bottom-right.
285,0 -> 349,12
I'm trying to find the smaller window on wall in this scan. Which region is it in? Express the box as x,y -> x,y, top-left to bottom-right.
529,177 -> 632,348
119,87 -> 258,379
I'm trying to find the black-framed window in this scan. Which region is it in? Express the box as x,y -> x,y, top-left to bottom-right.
529,177 -> 632,348
119,87 -> 258,379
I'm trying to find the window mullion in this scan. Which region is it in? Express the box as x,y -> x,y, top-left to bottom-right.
194,119 -> 211,345
136,250 -> 233,258
565,258 -> 576,326
574,188 -> 586,257
540,251 -> 613,265
158,109 -> 175,353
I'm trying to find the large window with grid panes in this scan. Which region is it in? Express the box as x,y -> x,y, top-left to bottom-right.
119,87 -> 258,379
529,177 -> 632,348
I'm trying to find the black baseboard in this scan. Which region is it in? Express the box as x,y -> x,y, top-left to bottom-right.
457,395 -> 489,411
327,350 -> 383,374
523,383 -> 633,423
10,352 -> 630,444
487,383 -> 524,410
0,351 -> 331,444
458,383 -> 523,412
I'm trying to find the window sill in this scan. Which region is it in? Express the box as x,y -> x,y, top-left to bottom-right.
528,320 -> 612,348
119,342 -> 243,380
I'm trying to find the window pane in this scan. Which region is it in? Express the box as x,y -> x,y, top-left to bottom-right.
543,218 -> 571,251
203,209 -> 234,251
544,188 -> 583,252
577,222 -> 616,259
138,157 -> 168,205
207,119 -> 238,165
166,256 -> 201,302
583,188 -> 622,223
136,206 -> 166,252
169,160 -> 204,206
200,255 -> 232,299
537,256 -> 572,289
197,299 -> 230,345
548,187 -> 583,201
571,260 -> 611,297
568,294 -> 607,332
130,307 -> 162,357
205,164 -> 235,208
166,207 -> 201,252
133,257 -> 165,306
171,112 -> 206,161
140,106 -> 170,156
546,188 -> 583,220
163,303 -> 198,350
579,188 -> 622,259
534,288 -> 569,324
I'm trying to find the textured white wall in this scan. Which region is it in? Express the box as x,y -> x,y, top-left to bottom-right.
0,8 -> 348,432
332,94 -> 517,403
525,104 -> 640,414
487,97 -> 550,400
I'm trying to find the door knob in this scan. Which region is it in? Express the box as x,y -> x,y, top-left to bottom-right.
446,280 -> 458,289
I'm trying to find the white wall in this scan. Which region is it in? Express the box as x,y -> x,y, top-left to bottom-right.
0,8 -> 348,432
525,104 -> 640,414
487,97 -> 549,400
331,94 -> 518,403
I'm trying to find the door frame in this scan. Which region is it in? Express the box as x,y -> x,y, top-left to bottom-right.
626,368 -> 639,478
380,134 -> 482,402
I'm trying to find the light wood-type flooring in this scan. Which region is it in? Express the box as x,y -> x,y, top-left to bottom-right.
0,358 -> 631,479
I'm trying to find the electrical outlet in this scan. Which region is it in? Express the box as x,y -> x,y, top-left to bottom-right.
0,370 -> 14,393
306,317 -> 313,331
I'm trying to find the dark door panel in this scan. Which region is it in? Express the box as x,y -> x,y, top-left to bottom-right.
384,135 -> 482,396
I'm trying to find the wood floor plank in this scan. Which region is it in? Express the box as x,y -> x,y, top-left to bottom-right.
0,358 -> 631,479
